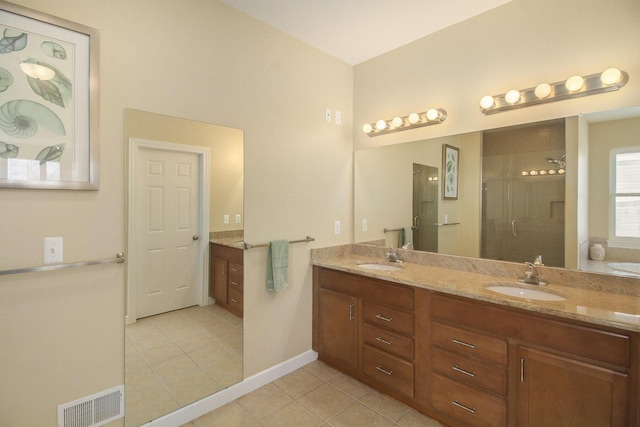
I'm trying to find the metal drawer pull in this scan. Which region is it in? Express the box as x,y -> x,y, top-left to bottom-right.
231,298 -> 238,303
231,268 -> 239,273
349,304 -> 355,321
375,336 -> 393,345
375,314 -> 393,322
376,366 -> 393,376
452,338 -> 476,349
231,281 -> 239,286
452,365 -> 476,378
520,358 -> 525,382
453,401 -> 476,414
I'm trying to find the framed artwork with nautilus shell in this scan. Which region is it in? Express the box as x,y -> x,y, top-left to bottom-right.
442,144 -> 459,200
0,1 -> 98,189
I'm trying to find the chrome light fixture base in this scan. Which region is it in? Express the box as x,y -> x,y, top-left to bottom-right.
480,68 -> 628,115
363,108 -> 447,137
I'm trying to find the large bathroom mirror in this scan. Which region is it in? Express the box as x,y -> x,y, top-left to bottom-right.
355,106 -> 640,279
124,109 -> 244,426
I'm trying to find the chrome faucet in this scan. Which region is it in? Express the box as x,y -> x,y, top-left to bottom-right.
518,256 -> 547,286
386,247 -> 403,263
401,242 -> 413,250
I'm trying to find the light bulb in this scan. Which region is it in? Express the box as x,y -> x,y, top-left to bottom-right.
426,108 -> 439,121
521,171 -> 529,176
392,116 -> 404,128
480,95 -> 495,109
408,113 -> 420,124
539,170 -> 547,175
505,89 -> 521,104
535,83 -> 552,98
548,169 -> 557,175
20,62 -> 55,80
530,170 -> 538,176
362,123 -> 373,133
565,75 -> 584,92
375,119 -> 387,131
558,168 -> 566,174
601,67 -> 622,85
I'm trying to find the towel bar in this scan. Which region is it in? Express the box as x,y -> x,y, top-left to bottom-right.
0,252 -> 125,276
384,228 -> 404,233
242,236 -> 314,250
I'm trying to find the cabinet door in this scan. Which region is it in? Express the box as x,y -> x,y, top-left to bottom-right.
318,289 -> 358,369
517,346 -> 629,427
212,256 -> 228,304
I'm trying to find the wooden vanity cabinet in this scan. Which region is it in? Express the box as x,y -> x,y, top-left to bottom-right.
431,293 -> 636,427
312,266 -> 429,402
209,243 -> 243,317
517,346 -> 629,426
313,266 -> 639,427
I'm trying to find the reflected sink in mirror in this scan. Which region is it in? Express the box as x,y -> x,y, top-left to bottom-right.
484,282 -> 567,301
357,263 -> 404,272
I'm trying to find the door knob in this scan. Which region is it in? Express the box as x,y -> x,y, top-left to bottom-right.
192,235 -> 199,240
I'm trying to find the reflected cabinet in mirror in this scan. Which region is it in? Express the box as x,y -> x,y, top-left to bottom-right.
124,109 -> 244,426
354,106 -> 640,279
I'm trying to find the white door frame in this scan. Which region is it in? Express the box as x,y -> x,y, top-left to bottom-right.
127,137 -> 210,325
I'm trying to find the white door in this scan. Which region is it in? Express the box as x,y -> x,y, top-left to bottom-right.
134,146 -> 201,319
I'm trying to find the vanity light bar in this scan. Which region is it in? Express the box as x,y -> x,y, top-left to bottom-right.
363,108 -> 447,137
480,68 -> 628,115
521,168 -> 566,177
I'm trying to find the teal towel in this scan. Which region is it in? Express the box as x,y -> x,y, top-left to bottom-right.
267,240 -> 289,292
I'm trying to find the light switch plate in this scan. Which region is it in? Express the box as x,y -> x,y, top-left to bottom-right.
44,237 -> 63,264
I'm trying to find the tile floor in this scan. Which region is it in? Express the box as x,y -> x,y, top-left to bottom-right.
125,304 -> 243,427
182,360 -> 444,427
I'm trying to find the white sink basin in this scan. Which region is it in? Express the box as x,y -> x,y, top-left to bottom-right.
357,263 -> 403,272
484,282 -> 566,301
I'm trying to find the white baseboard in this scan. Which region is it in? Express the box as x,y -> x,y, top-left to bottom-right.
142,350 -> 318,426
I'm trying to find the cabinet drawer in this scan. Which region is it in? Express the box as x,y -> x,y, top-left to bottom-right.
431,322 -> 507,366
432,293 -> 630,367
228,288 -> 243,312
362,345 -> 414,397
362,301 -> 414,336
211,243 -> 243,264
318,268 -> 413,309
229,262 -> 243,278
229,276 -> 243,292
362,323 -> 414,361
432,373 -> 506,427
431,347 -> 506,396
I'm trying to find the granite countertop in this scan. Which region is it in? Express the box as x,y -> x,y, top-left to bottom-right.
209,236 -> 246,249
312,252 -> 640,333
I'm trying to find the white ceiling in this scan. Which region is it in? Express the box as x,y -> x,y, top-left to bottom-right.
219,0 -> 513,65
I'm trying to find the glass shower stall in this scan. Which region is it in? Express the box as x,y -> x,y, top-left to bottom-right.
481,120 -> 566,267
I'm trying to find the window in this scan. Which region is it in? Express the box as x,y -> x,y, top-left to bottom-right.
609,148 -> 640,248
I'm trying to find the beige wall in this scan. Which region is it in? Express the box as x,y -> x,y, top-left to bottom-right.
0,0 -> 352,425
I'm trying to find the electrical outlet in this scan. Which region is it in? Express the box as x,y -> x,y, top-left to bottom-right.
223,214 -> 229,224
334,220 -> 340,234
335,110 -> 342,125
362,219 -> 368,232
44,237 -> 63,264
235,214 -> 241,224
